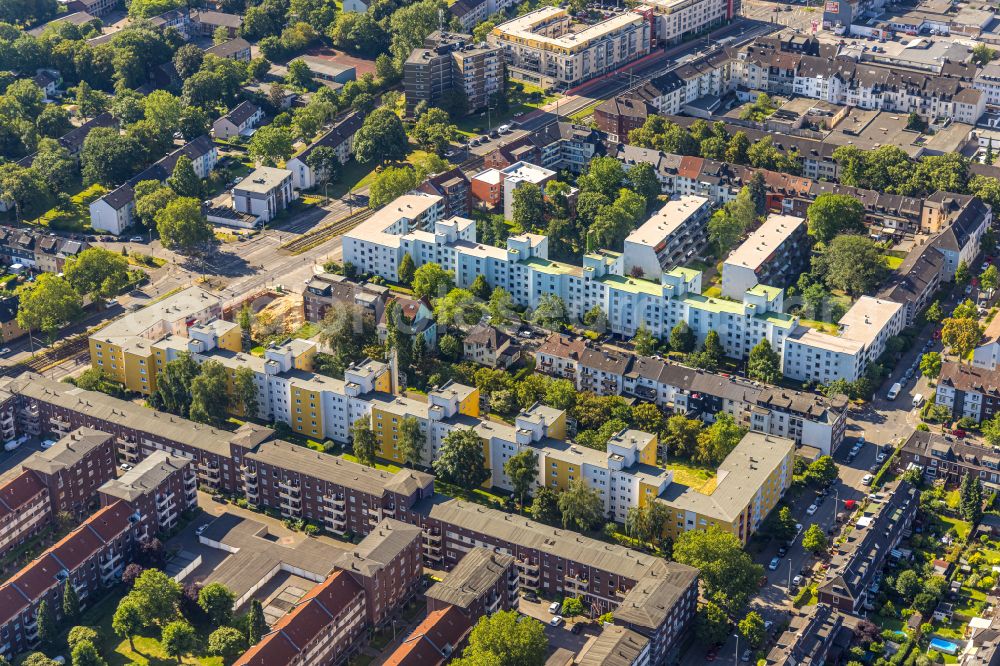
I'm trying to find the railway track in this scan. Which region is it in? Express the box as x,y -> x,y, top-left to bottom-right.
280,208 -> 377,255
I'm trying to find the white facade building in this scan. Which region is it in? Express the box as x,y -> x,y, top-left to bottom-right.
623,195 -> 712,279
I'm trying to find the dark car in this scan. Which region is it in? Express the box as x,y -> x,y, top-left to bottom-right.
571,623 -> 583,634
522,592 -> 539,603
777,545 -> 788,556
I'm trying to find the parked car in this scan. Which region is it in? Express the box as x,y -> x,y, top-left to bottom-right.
806,504 -> 818,515
0,348 -> 10,355
741,649 -> 753,662
769,557 -> 781,571
777,545 -> 788,556
129,236 -> 144,242
549,601 -> 561,614
41,439 -> 56,449
862,473 -> 874,485
119,463 -> 132,471
523,592 -> 539,602
550,616 -> 564,627
792,574 -> 803,587
195,525 -> 207,536
571,623 -> 583,634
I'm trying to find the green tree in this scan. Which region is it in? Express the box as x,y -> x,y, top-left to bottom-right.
531,294 -> 568,329
71,640 -> 107,666
771,505 -> 798,542
162,620 -> 197,663
920,351 -> 942,379
132,569 -> 181,626
306,146 -> 340,196
17,273 -> 82,339
557,479 -> 604,531
63,577 -> 80,622
412,262 -> 455,299
956,260 -> 971,285
807,193 -> 865,243
695,601 -> 730,645
560,597 -> 584,617
954,299 -> 979,320
207,626 -> 246,663
529,486 -> 561,525
246,599 -> 266,645
452,610 -> 548,666
438,333 -> 461,361
411,107 -> 457,154
626,162 -> 661,213
64,248 -> 130,301
368,165 -> 421,208
198,583 -> 236,626
469,274 -> 491,301
512,182 -> 545,230
895,569 -> 921,602
398,416 -> 424,467
434,288 -> 482,327
112,595 -> 145,650
232,366 -> 259,417
398,253 -> 416,286
960,473 -> 983,524
154,352 -> 200,416
739,611 -> 766,648
134,181 -> 178,229
544,379 -> 577,411
982,265 -> 999,293
166,155 -> 201,198
37,599 -> 56,646
695,413 -> 747,466
662,415 -> 702,459
286,59 -> 314,89
814,235 -> 887,298
248,125 -> 294,166
633,325 -> 657,356
352,416 -> 377,467
747,338 -> 781,383
504,449 -> 538,510
941,317 -> 983,363
972,42 -> 998,66
802,523 -> 828,553
670,322 -> 695,353
632,402 -> 665,437
354,106 -> 408,164
673,525 -> 764,611
487,287 -> 515,326
155,197 -> 212,255
433,428 -> 489,490
578,155 -> 625,200
805,455 -> 838,486
924,300 -> 944,324
68,627 -> 101,653
189,360 -> 229,426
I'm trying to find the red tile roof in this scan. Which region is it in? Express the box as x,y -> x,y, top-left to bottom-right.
49,522 -> 105,571
235,572 -> 364,665
384,606 -> 473,666
8,554 -> 62,601
0,582 -> 31,626
535,333 -> 587,361
677,156 -> 704,180
84,501 -> 133,541
0,470 -> 46,519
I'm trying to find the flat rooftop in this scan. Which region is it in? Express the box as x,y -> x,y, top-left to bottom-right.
493,6 -> 645,51
625,195 -> 710,248
92,285 -> 218,343
234,167 -> 292,194
725,214 -> 805,270
499,160 -> 555,183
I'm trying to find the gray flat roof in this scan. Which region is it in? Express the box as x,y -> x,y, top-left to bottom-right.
424,547 -> 514,610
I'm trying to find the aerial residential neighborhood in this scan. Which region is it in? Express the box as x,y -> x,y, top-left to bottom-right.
1,0 -> 1000,663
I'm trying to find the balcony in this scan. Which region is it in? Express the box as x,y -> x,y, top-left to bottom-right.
241,466 -> 257,479
49,416 -> 70,430
565,574 -> 589,590
20,405 -> 38,419
487,594 -> 503,614
324,494 -> 345,509
423,530 -> 441,543
516,559 -> 539,573
156,492 -> 175,510
324,514 -> 347,534
278,487 -> 300,501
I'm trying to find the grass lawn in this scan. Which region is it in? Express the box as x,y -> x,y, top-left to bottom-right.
955,588 -> 988,617
884,255 -> 904,270
435,480 -> 510,508
703,286 -> 722,298
662,460 -> 716,493
292,322 -> 320,340
945,489 -> 961,510
81,590 -> 223,666
32,183 -> 107,232
799,319 -> 840,334
325,147 -> 448,198
455,83 -> 561,136
874,614 -> 905,633
568,99 -> 602,123
937,514 -> 972,540
341,453 -> 402,473
934,620 -> 968,641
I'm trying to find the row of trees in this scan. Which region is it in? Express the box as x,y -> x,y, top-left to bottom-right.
150,352 -> 258,425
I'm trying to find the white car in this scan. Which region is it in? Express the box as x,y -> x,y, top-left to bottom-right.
0,348 -> 10,355
806,504 -> 818,515
41,439 -> 56,449
792,574 -> 803,587
120,463 -> 132,471
550,616 -> 564,627
129,236 -> 144,242
862,473 -> 875,486
549,601 -> 561,614
233,177 -> 244,184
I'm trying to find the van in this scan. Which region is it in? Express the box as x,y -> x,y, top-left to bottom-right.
912,393 -> 924,408
887,382 -> 901,400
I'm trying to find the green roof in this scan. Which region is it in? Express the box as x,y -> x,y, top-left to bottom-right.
667,267 -> 700,282
522,257 -> 582,277
597,274 -> 664,296
748,284 -> 783,300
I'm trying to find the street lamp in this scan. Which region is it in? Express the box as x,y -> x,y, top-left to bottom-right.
734,633 -> 740,664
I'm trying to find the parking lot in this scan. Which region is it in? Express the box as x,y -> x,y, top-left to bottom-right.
517,596 -> 599,654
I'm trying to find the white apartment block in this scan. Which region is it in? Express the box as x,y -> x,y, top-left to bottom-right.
623,195 -> 712,279
782,296 -> 906,384
721,214 -> 807,300
343,194 -> 798,359
645,0 -> 732,45
500,161 -> 556,221
489,6 -> 652,89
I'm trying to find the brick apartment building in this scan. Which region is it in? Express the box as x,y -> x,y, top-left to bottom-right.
0,471 -> 50,559
425,547 -> 518,618
21,428 -> 116,517
98,451 -> 198,540
899,430 -> 1000,488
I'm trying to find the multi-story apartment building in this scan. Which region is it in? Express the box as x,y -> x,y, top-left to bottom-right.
418,168 -> 472,218
0,228 -> 88,275
765,605 -> 846,666
233,570 -> 367,666
489,7 -> 653,90
622,195 -> 712,279
233,167 -> 294,224
344,193 -> 798,356
425,547 -> 518,618
483,122 -> 604,174
211,101 -> 264,141
973,316 -> 1000,371
594,95 -> 655,143
285,113 -> 363,191
302,273 -> 389,324
535,334 -> 849,454
89,136 -> 218,235
0,373 -> 700,663
578,625 -> 651,666
721,214 -> 808,299
332,519 -> 423,627
899,430 -> 1000,488
782,297 -> 907,384
0,471 -> 50,559
818,481 -> 918,612
499,161 -> 556,221
382,605 -> 473,665
645,0 -> 734,45
404,32 -> 503,116
878,241 -> 946,327
935,361 -> 1000,423
22,428 -> 116,517
98,451 -> 198,539
0,500 -> 136,658
657,432 -> 794,544
423,499 -> 699,663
